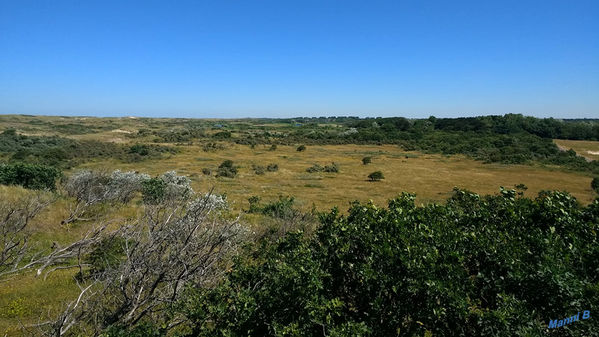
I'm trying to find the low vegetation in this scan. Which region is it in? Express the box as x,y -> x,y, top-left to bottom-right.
368,170 -> 384,181
0,114 -> 598,336
216,160 -> 238,178
0,163 -> 61,190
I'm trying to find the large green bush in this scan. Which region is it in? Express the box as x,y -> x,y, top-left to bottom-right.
174,189 -> 599,336
0,162 -> 61,190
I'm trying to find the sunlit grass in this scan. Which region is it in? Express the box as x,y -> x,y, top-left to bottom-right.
555,139 -> 599,161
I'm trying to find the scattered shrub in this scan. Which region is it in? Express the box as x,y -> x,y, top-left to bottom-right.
202,142 -> 225,152
202,168 -> 212,175
247,195 -> 261,213
269,144 -> 277,151
296,144 -> 306,152
368,171 -> 384,181
306,164 -> 323,173
253,165 -> 266,175
266,163 -> 279,172
362,156 -> 372,165
260,195 -> 298,219
323,162 -> 339,173
515,183 -> 528,191
306,163 -> 338,173
217,160 -> 237,178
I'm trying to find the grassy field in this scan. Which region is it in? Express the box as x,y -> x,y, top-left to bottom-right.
79,143 -> 598,208
554,139 -> 599,161
1,115 -> 598,335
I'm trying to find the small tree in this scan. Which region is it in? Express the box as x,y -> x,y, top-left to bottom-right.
362,156 -> 372,165
592,177 -> 599,194
368,171 -> 384,181
296,145 -> 306,152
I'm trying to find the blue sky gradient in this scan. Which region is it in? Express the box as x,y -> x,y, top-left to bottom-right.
1,0 -> 598,118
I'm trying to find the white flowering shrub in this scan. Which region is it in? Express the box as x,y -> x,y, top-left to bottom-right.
107,170 -> 150,202
160,170 -> 193,200
188,193 -> 228,213
141,171 -> 194,205
64,170 -> 111,204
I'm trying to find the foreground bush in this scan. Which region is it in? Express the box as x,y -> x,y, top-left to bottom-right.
175,189 -> 598,337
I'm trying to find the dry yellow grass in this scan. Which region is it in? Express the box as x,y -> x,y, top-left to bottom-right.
554,139 -> 599,161
79,143 -> 597,209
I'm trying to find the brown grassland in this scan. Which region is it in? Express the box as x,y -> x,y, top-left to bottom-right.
554,138 -> 599,161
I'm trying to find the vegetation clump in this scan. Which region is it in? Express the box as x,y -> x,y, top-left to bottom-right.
0,162 -> 61,190
592,177 -> 599,194
216,160 -> 238,178
169,189 -> 599,336
202,142 -> 225,152
306,162 -> 338,173
141,171 -> 192,204
296,144 -> 306,152
252,164 -> 265,175
362,156 -> 372,165
368,170 -> 384,181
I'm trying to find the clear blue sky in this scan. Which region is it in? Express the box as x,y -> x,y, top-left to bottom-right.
1,0 -> 598,118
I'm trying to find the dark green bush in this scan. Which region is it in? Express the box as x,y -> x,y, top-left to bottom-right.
202,168 -> 211,175
254,195 -> 298,219
213,131 -> 232,139
592,178 -> 599,194
141,177 -> 167,204
362,156 -> 372,165
247,195 -> 262,213
297,144 -> 306,152
266,163 -> 279,172
217,160 -> 237,178
177,190 -> 599,337
368,171 -> 384,181
84,236 -> 126,278
129,144 -> 150,156
0,162 -> 61,190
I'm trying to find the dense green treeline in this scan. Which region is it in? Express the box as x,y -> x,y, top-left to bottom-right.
106,189 -> 599,336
